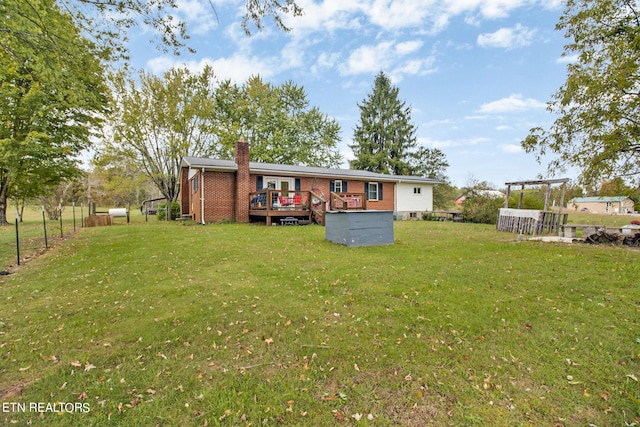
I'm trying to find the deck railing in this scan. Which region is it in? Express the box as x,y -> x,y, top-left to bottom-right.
248,190 -> 367,226
329,193 -> 367,211
250,190 -> 310,211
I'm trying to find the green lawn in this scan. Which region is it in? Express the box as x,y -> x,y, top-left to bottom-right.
0,216 -> 639,426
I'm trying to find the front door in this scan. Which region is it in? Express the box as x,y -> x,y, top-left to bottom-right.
264,177 -> 294,207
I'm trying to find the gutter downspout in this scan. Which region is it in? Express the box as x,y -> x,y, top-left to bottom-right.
201,168 -> 205,225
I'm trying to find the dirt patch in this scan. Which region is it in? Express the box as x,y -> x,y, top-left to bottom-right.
0,378 -> 37,400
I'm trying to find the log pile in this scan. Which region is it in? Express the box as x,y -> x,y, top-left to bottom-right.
585,230 -> 640,247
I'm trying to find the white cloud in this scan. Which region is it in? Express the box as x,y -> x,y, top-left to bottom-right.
147,57 -> 178,75
418,135 -> 490,149
390,57 -> 437,80
311,52 -> 342,74
367,0 -> 433,29
176,0 -> 221,35
477,23 -> 536,49
395,40 -> 424,55
285,0 -> 365,33
556,53 -> 578,64
146,53 -> 278,83
478,94 -> 546,113
500,143 -> 523,153
342,41 -> 395,74
341,39 -> 435,79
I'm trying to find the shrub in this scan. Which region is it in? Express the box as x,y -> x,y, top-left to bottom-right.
462,193 -> 504,224
157,201 -> 181,221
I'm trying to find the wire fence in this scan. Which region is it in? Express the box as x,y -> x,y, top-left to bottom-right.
0,206 -> 85,271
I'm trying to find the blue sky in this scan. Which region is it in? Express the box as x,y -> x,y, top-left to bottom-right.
125,0 -> 573,188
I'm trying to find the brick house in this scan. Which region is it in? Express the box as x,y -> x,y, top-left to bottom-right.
179,140 -> 439,224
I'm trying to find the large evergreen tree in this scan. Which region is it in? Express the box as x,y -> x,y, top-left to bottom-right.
522,0 -> 640,187
350,72 -> 417,175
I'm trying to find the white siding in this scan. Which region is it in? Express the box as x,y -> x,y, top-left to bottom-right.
395,182 -> 433,215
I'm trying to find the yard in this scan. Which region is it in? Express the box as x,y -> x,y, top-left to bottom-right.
0,212 -> 639,426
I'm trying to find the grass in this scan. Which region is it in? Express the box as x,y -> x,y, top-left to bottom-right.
0,209 -> 639,426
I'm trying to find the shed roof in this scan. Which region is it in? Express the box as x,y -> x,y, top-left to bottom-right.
568,196 -> 630,203
181,156 -> 441,185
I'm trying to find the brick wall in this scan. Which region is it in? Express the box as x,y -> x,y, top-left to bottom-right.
203,171 -> 235,223
235,140 -> 250,223
182,154 -> 397,223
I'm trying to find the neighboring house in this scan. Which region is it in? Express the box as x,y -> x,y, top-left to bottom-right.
455,190 -> 504,207
568,196 -> 635,214
178,140 -> 439,224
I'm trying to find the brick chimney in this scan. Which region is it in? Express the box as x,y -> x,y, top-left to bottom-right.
235,138 -> 250,223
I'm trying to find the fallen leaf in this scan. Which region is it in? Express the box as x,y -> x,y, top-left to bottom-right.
264,337 -> 274,345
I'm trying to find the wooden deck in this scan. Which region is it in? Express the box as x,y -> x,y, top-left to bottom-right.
248,190 -> 366,226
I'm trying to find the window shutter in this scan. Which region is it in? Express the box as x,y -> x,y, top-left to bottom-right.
343,181 -> 348,192
256,176 -> 263,190
295,178 -> 301,191
330,180 -> 335,192
364,182 -> 369,200
379,183 -> 383,200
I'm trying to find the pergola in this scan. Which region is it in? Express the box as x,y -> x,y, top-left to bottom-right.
498,178 -> 571,235
504,178 -> 570,211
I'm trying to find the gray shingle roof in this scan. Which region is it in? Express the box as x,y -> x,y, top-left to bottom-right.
181,156 -> 440,184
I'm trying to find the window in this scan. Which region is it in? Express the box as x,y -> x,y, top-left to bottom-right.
367,182 -> 379,200
193,175 -> 198,193
413,187 -> 422,195
334,180 -> 343,192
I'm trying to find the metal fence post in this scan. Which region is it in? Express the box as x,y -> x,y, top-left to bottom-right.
42,205 -> 48,249
15,210 -> 20,266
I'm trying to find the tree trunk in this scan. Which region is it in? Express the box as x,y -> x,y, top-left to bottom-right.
0,177 -> 8,225
0,194 -> 7,226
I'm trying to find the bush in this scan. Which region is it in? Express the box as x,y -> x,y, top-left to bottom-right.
462,193 -> 504,224
422,212 -> 439,221
157,201 -> 181,221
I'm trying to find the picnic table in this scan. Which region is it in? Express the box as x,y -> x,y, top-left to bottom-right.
280,217 -> 299,226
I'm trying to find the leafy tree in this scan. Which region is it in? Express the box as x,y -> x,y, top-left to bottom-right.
461,192 -> 504,224
104,66 -> 218,204
90,153 -> 155,208
3,0 -> 303,60
350,71 -> 418,175
409,146 -> 452,209
0,0 -> 109,225
214,76 -> 343,167
522,0 -> 640,188
432,181 -> 459,210
410,146 -> 449,179
598,177 -> 632,196
38,178 -> 85,221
